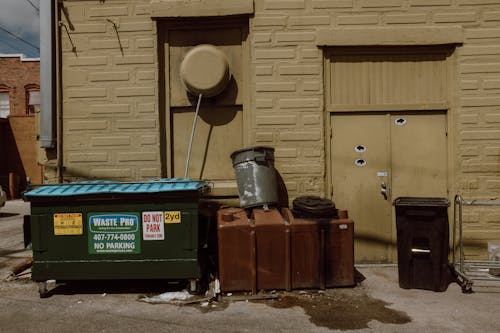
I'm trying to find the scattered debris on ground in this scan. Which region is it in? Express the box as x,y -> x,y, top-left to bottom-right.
139,290 -> 194,304
4,257 -> 32,281
137,285 -> 412,330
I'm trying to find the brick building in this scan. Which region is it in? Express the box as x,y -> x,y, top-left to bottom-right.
45,0 -> 500,262
0,55 -> 42,195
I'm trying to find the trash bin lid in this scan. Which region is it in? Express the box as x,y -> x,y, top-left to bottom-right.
24,178 -> 208,198
393,197 -> 450,207
292,196 -> 337,218
230,146 -> 275,166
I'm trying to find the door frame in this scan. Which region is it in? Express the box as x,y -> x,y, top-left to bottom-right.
329,111 -> 449,262
324,45 -> 457,204
157,17 -> 251,178
323,46 -> 458,262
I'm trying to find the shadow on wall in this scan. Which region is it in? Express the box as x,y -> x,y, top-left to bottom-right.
196,102 -> 239,180
60,167 -> 128,183
0,119 -> 27,198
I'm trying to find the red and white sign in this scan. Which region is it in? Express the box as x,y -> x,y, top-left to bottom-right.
142,211 -> 165,240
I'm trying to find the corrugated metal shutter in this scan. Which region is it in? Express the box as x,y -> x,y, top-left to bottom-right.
326,47 -> 451,112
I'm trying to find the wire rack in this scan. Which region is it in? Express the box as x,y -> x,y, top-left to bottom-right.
452,195 -> 500,293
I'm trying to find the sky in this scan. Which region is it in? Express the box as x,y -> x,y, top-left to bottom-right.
0,0 -> 40,58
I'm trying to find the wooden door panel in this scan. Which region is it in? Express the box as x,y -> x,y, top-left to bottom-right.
331,112 -> 448,263
172,105 -> 243,180
390,113 -> 448,198
162,25 -> 245,181
331,114 -> 392,262
327,47 -> 449,110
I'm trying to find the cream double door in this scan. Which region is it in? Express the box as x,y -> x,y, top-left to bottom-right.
331,112 -> 448,262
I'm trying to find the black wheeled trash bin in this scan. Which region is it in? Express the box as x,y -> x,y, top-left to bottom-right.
393,197 -> 452,292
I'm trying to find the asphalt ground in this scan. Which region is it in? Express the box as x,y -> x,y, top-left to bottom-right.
0,199 -> 499,332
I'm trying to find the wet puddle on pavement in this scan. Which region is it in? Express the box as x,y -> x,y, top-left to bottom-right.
261,289 -> 411,330
201,288 -> 411,330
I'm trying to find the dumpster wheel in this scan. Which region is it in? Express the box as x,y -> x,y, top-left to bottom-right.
187,279 -> 204,295
38,281 -> 48,298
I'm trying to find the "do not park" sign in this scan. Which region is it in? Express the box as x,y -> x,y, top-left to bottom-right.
142,211 -> 165,240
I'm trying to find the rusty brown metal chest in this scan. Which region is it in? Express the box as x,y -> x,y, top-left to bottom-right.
287,210 -> 323,289
288,212 -> 355,289
217,207 -> 256,292
253,208 -> 290,291
325,218 -> 355,287
217,205 -> 354,292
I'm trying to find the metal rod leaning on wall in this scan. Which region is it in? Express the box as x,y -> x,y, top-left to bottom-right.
453,194 -> 500,293
106,19 -> 124,57
184,93 -> 203,179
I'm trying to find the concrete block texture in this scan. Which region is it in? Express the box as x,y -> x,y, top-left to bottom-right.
90,39 -> 130,50
67,88 -> 107,98
256,82 -> 297,92
90,104 -> 131,115
264,0 -> 306,10
434,11 -> 477,23
385,13 -> 428,24
312,0 -> 353,9
151,0 -> 254,17
359,0 -> 403,8
62,1 -> 159,182
89,71 -> 129,82
410,0 -> 452,6
88,6 -> 129,18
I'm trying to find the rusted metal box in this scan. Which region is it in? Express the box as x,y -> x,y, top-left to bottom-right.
217,207 -> 256,292
287,207 -> 355,289
325,218 -> 355,287
288,212 -> 323,289
253,208 -> 291,291
217,205 -> 354,292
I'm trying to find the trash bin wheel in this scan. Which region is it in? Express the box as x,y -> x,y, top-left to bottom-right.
462,281 -> 474,294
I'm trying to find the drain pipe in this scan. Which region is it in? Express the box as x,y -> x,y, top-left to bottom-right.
184,93 -> 203,178
39,0 -> 56,149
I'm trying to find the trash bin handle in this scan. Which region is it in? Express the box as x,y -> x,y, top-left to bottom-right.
255,156 -> 267,163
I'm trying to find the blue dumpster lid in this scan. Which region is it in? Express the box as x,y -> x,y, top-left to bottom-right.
24,178 -> 209,197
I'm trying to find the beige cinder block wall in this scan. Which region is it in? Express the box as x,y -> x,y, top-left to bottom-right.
252,0 -> 500,256
61,1 -> 160,181
251,0 -> 500,198
59,1 -> 500,253
59,0 -> 325,192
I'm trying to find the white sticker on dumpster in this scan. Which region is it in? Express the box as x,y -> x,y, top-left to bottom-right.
142,211 -> 165,240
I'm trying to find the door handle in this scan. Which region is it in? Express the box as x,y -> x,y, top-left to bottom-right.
380,182 -> 388,200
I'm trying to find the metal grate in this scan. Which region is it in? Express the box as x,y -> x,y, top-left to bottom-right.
452,195 -> 500,293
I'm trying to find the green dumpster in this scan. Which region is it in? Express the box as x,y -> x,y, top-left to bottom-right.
24,178 -> 208,296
